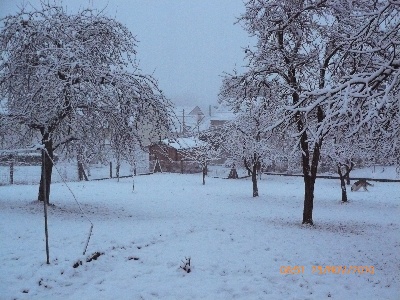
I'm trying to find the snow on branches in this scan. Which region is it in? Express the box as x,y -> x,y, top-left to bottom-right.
284,1 -> 400,145
220,0 -> 399,223
0,3 -> 174,202
0,3 -> 173,149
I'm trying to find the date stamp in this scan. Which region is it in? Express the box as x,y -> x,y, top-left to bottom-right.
280,265 -> 374,275
280,266 -> 305,274
312,265 -> 375,275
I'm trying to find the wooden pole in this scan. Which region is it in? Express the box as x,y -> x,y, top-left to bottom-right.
109,161 -> 112,178
182,109 -> 185,133
42,149 -> 50,264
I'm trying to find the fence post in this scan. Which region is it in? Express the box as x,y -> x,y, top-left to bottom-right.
109,162 -> 112,178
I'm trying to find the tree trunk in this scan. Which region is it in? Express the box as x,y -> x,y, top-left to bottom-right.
202,161 -> 207,185
116,163 -> 120,182
77,152 -> 83,181
299,105 -> 323,225
77,151 -> 88,181
38,139 -> 54,204
338,165 -> 348,202
299,126 -> 315,225
345,173 -> 350,185
86,163 -> 91,177
78,160 -> 84,181
302,174 -> 315,224
338,162 -> 353,202
78,163 -> 89,181
252,163 -> 259,197
9,156 -> 14,185
244,158 -> 259,197
345,165 -> 352,185
340,177 -> 347,202
300,136 -> 321,225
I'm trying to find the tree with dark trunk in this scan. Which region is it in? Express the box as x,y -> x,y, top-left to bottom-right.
220,0 -> 340,215
220,0 -> 397,224
0,4 -> 173,203
337,162 -> 354,202
202,159 -> 207,185
38,140 -> 54,203
323,130 -> 373,203
345,170 -> 351,186
244,153 -> 260,197
216,99 -> 275,198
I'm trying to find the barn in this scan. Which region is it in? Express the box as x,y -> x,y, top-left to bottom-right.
148,137 -> 205,173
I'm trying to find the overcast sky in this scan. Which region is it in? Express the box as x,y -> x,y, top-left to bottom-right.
0,0 -> 255,111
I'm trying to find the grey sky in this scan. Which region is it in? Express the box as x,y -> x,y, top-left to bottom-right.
0,0 -> 254,110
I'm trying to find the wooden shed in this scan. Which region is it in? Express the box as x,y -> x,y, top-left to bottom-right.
148,137 -> 205,173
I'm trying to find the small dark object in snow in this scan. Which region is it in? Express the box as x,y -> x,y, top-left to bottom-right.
86,251 -> 103,262
22,289 -> 29,293
73,260 -> 82,268
180,257 -> 191,273
128,256 -> 139,261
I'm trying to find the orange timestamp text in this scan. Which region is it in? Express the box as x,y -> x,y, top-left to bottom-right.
280,265 -> 375,275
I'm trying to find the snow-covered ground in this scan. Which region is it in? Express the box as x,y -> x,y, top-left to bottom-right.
0,171 -> 399,299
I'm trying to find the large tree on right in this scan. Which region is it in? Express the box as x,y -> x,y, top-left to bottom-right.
221,0 -> 399,224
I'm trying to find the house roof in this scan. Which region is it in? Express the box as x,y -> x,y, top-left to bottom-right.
172,105 -> 207,133
161,137 -> 205,150
173,106 -> 204,117
210,103 -> 236,121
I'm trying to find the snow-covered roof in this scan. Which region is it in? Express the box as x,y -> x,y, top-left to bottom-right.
210,103 -> 236,121
161,137 -> 206,150
173,106 -> 204,117
172,105 -> 208,133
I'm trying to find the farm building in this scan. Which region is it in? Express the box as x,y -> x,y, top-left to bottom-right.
148,137 -> 205,173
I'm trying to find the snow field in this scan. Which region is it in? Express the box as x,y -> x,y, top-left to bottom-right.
0,172 -> 399,299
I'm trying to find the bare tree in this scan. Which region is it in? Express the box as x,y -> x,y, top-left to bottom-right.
217,98 -> 279,197
222,0 -> 346,220
173,135 -> 221,185
0,4 -> 173,203
221,0 -> 398,224
323,134 -> 364,202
